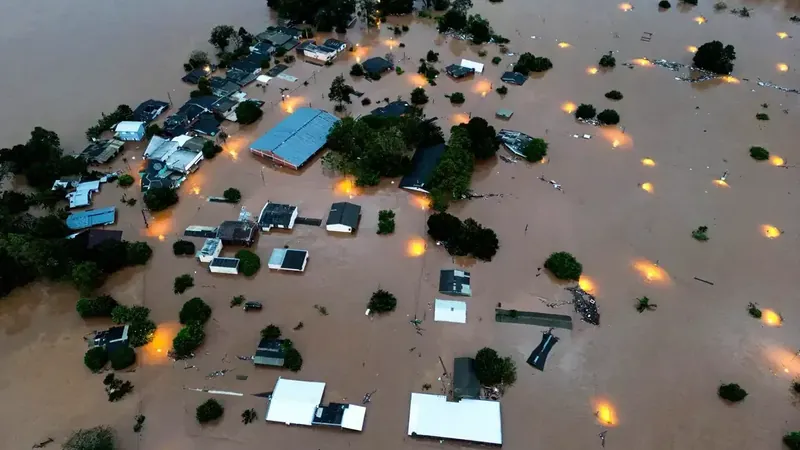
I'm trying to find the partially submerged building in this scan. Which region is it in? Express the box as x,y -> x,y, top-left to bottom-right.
303,43 -> 339,63
66,180 -> 101,209
361,57 -> 393,76
452,357 -> 481,400
196,238 -> 222,263
253,338 -> 286,367
258,202 -> 298,231
92,325 -> 130,352
68,229 -> 123,250
497,129 -> 533,158
114,121 -> 146,141
209,257 -> 240,274
326,202 -> 361,233
501,71 -> 527,86
445,64 -> 476,79
132,99 -> 169,123
369,100 -> 411,118
143,135 -> 204,174
399,143 -> 446,194
139,159 -> 187,191
459,59 -> 484,74
80,139 -> 125,165
407,393 -> 502,445
439,269 -> 471,296
217,220 -> 258,246
434,299 -> 467,323
268,248 -> 309,272
209,77 -> 242,98
249,108 -> 339,170
66,207 -> 116,230
266,378 -> 366,431
323,38 -> 347,53
181,67 -> 212,84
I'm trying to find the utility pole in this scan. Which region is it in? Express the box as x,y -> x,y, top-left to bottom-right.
141,209 -> 149,228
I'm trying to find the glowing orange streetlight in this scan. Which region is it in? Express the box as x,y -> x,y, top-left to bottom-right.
578,276 -> 596,294
558,42 -> 571,48
632,58 -> 652,67
640,182 -> 653,193
618,3 -> 633,11
593,400 -> 619,426
641,158 -> 655,167
158,234 -> 165,241
687,46 -> 698,53
777,32 -> 789,39
770,155 -> 785,166
406,238 -> 426,257
761,225 -> 781,239
777,63 -> 789,72
452,113 -> 470,125
721,76 -> 740,84
410,195 -> 431,210
694,16 -> 707,24
633,259 -> 670,284
713,179 -> 730,188
762,309 -> 783,327
561,102 -> 577,114
587,66 -> 599,75
334,177 -> 360,198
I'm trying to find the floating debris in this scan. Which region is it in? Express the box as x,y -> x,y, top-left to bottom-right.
362,390 -> 377,404
757,79 -> 800,94
565,286 -> 600,325
499,154 -> 519,164
206,369 -> 233,379
538,175 -> 564,192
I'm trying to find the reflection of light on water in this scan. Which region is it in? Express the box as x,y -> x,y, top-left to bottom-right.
764,345 -> 800,376
158,235 -> 165,241
408,73 -> 428,87
694,16 -> 706,24
633,259 -> 670,284
558,42 -> 571,48
770,155 -> 785,166
473,79 -> 492,96
618,3 -> 632,11
777,32 -> 789,39
641,158 -> 655,167
640,182 -> 653,193
561,102 -> 577,114
762,225 -> 781,239
191,186 -> 200,195
778,63 -> 789,72
578,276 -> 596,294
384,38 -> 398,50
721,76 -> 740,84
713,179 -> 729,188
586,66 -> 599,75
143,322 -> 181,364
632,58 -> 652,66
593,399 -> 618,426
223,135 -> 246,161
687,46 -> 698,53
410,195 -> 431,210
334,177 -> 360,197
762,309 -> 782,327
599,128 -> 632,149
452,113 -> 470,125
281,96 -> 304,114
406,238 -> 426,257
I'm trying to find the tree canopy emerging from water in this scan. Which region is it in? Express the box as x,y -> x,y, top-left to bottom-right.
63,426 -> 116,450
693,41 -> 736,75
544,251 -> 583,280
426,212 -> 499,260
454,117 -> 499,160
268,0 -> 357,32
513,52 -> 553,75
474,347 -> 517,386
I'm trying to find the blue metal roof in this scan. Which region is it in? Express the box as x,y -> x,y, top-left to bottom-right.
250,108 -> 339,168
66,207 -> 117,230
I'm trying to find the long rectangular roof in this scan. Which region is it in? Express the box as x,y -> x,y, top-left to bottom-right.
326,202 -> 361,228
66,207 -> 116,230
407,393 -> 502,445
399,143 -> 446,193
250,108 -> 339,168
266,378 -> 326,426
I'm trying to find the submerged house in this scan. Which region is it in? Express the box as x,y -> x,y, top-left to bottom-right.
209,77 -> 242,98
266,378 -> 366,431
361,57 -> 393,76
369,100 -> 411,118
182,67 -> 213,84
322,38 -> 347,53
114,121 -> 146,141
92,325 -> 130,352
439,269 -> 471,296
445,64 -> 476,79
139,159 -> 186,191
326,202 -> 361,233
209,257 -> 240,275
80,139 -> 125,165
399,143 -> 446,194
132,99 -> 169,123
452,357 -> 481,400
407,393 -> 502,445
253,338 -> 286,367
497,129 -> 533,157
501,71 -> 527,86
258,202 -> 298,231
268,248 -> 309,272
217,220 -> 258,246
143,135 -> 204,174
66,207 -> 116,230
303,43 -> 339,63
196,238 -> 222,263
68,229 -> 123,250
250,108 -> 339,170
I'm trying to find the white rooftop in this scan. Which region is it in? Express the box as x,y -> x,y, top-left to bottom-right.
408,393 -> 502,445
341,405 -> 367,431
460,59 -> 485,74
434,299 -> 467,323
115,121 -> 145,132
266,378 -> 326,426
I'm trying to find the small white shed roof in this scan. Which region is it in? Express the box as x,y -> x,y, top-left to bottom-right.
408,393 -> 502,445
341,405 -> 367,431
434,299 -> 467,323
115,121 -> 145,132
266,378 -> 326,426
460,59 -> 484,74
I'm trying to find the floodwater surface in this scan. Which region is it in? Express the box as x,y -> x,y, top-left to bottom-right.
2,0 -> 800,449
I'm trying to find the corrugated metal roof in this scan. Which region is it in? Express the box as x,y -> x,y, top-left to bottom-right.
66,207 -> 116,230
250,108 -> 339,168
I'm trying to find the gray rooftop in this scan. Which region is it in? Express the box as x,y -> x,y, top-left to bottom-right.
439,269 -> 471,296
249,108 -> 339,168
326,202 -> 361,229
258,203 -> 296,228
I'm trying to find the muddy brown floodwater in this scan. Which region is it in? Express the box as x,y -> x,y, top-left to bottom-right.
2,0 -> 800,448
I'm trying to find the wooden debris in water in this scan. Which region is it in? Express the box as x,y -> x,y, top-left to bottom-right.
565,286 -> 600,325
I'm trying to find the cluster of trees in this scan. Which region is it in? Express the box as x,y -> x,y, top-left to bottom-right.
174,274 -> 194,294
0,186 -> 153,297
223,187 -> 241,203
143,186 -> 179,212
718,382 -> 747,402
63,426 -> 116,450
523,138 -> 548,163
86,105 -> 134,141
605,90 -> 623,100
437,11 -> 498,44
202,141 -> 224,159
749,146 -> 769,161
236,101 -> 263,125
260,325 -> 304,371
0,127 -> 90,190
474,347 -> 517,387
173,297 -> 211,358
84,340 -> 137,372
368,289 -> 397,313
111,305 -> 157,347
544,251 -> 583,281
76,295 -> 118,318
173,240 -> 196,256
329,75 -> 356,112
323,111 -> 445,186
411,87 -> 429,105
693,40 -> 736,74
427,212 -> 500,261
197,398 -> 224,423
235,250 -> 261,276
599,51 -> 616,68
267,0 -> 359,32
449,92 -> 465,104
513,52 -> 553,75
377,209 -> 396,234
